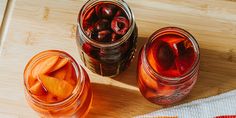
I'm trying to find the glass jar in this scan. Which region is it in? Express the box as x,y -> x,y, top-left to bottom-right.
23,50 -> 93,117
76,0 -> 138,77
137,27 -> 200,105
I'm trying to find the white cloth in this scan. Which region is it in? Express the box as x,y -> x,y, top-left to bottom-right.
136,90 -> 236,118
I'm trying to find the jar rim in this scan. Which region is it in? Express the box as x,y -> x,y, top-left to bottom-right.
77,0 -> 136,48
23,50 -> 85,107
143,27 -> 200,82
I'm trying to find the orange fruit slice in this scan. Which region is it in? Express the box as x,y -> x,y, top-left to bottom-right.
64,63 -> 73,80
28,75 -> 37,88
140,67 -> 158,90
29,81 -> 46,96
39,74 -> 73,99
51,67 -> 67,80
32,56 -> 59,78
67,68 -> 77,86
49,58 -> 69,73
64,63 -> 77,86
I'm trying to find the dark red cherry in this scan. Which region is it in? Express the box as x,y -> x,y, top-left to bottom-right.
95,19 -> 110,31
111,16 -> 129,35
102,4 -> 117,18
97,30 -> 112,42
176,40 -> 193,56
96,4 -> 117,18
115,10 -> 122,17
82,43 -> 93,56
157,42 -> 175,70
85,26 -> 98,39
111,33 -> 121,42
82,42 -> 100,58
115,10 -> 126,17
83,8 -> 97,28
175,47 -> 195,74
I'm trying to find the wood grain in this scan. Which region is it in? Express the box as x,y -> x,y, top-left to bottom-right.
0,0 -> 236,117
0,0 -> 8,28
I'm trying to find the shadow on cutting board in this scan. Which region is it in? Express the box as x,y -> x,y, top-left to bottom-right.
88,37 -> 236,117
180,48 -> 236,104
87,83 -> 159,118
112,37 -> 148,87
110,36 -> 236,106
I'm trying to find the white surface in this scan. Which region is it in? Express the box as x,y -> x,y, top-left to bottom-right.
136,90 -> 236,118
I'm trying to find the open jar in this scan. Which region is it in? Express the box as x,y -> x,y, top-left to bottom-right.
23,50 -> 92,117
137,27 -> 200,105
76,0 -> 138,77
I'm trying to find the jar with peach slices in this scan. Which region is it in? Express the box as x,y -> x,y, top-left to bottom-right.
23,50 -> 92,117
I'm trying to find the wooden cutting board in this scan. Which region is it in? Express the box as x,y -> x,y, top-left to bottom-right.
0,0 -> 236,117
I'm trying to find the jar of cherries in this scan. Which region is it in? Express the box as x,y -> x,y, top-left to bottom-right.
76,0 -> 138,77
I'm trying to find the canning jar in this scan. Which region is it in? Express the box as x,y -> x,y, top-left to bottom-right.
76,0 -> 138,77
137,27 -> 200,105
23,50 -> 92,117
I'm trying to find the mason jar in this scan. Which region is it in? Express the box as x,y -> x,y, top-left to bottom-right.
137,27 -> 200,105
23,50 -> 93,117
76,0 -> 138,77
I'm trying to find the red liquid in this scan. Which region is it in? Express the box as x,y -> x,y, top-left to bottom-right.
137,28 -> 199,105
147,33 -> 196,77
77,1 -> 137,76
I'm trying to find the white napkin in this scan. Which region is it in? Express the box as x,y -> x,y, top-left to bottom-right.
136,90 -> 236,118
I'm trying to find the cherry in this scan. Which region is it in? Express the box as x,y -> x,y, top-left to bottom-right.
82,43 -> 100,58
157,42 -> 175,70
82,43 -> 93,56
85,26 -> 98,39
96,4 -> 117,18
111,33 -> 121,42
115,10 -> 122,17
97,30 -> 112,42
111,16 -> 129,35
175,40 -> 192,56
176,41 -> 186,56
83,8 -> 97,28
95,19 -> 110,31
175,47 -> 195,74
102,4 -> 117,18
115,10 -> 126,17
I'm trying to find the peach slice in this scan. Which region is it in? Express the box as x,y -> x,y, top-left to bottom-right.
49,58 -> 69,73
39,74 -> 73,99
32,56 -> 59,79
67,69 -> 77,86
67,78 -> 77,87
46,93 -> 63,103
29,81 -> 46,96
64,63 -> 77,86
64,63 -> 73,80
28,75 -> 37,88
140,67 -> 158,90
51,67 -> 67,80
